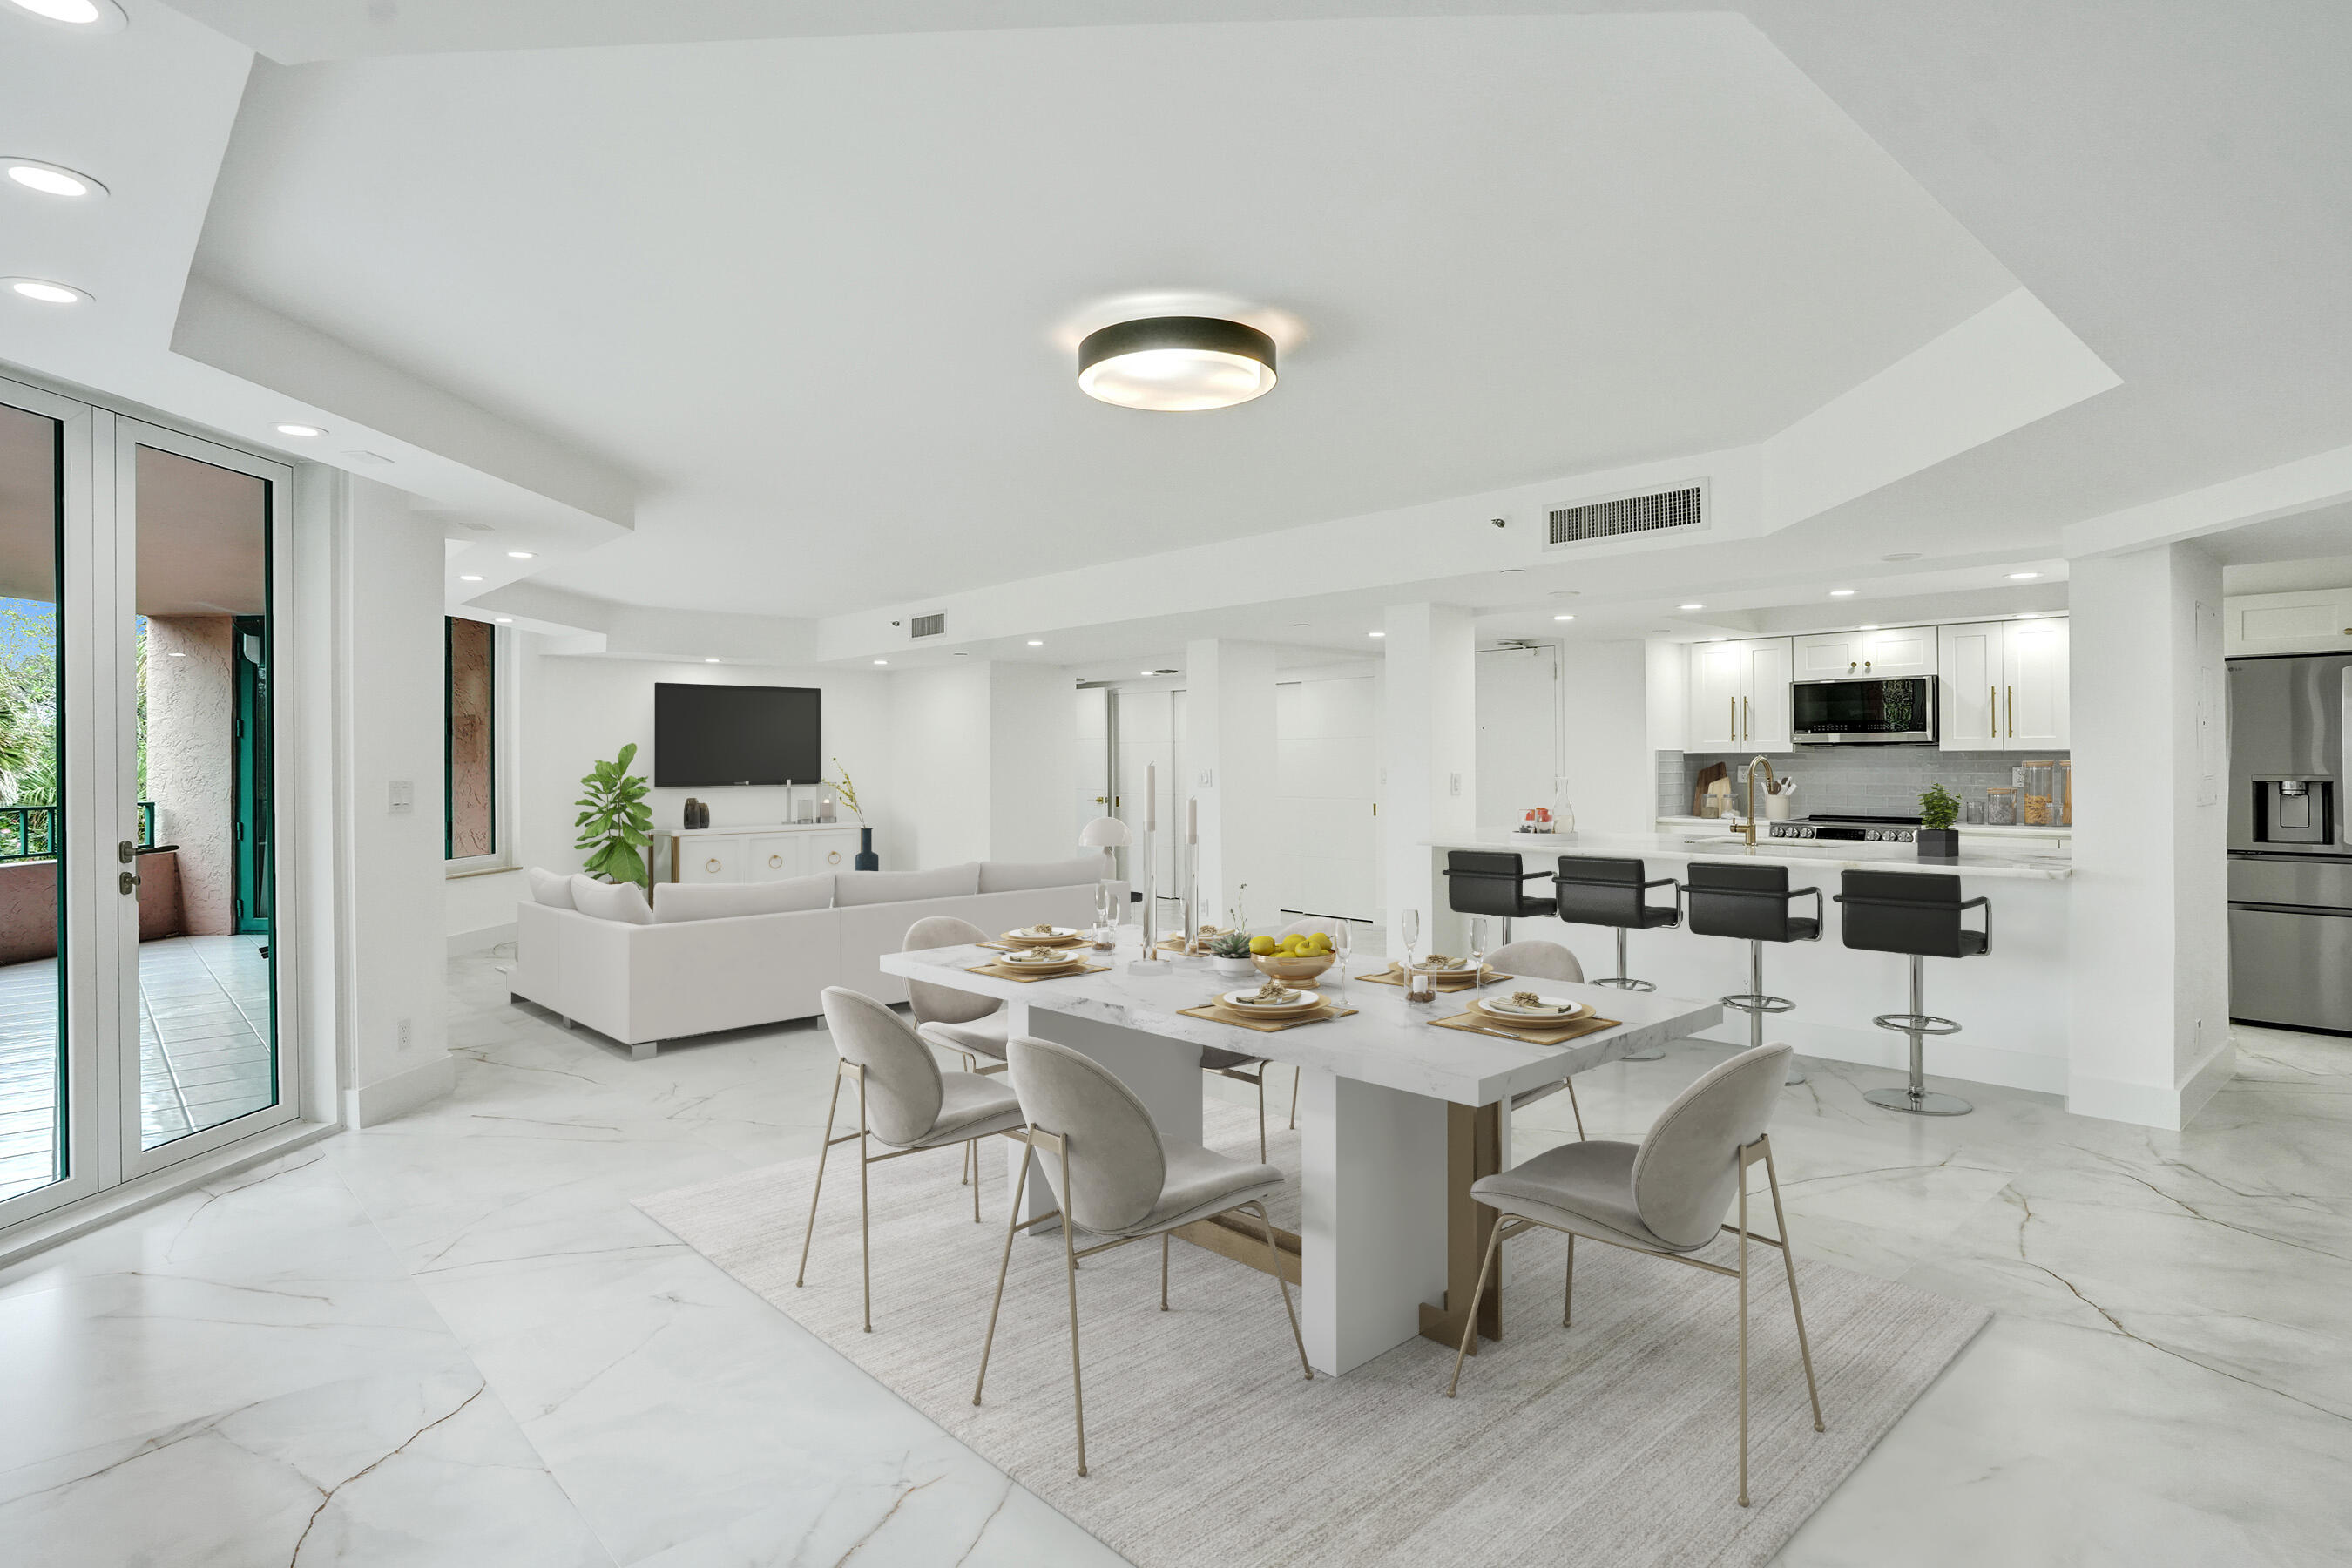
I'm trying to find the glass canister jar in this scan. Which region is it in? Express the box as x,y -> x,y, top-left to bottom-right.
2021,761 -> 2056,827
2058,760 -> 2072,826
1986,786 -> 2019,827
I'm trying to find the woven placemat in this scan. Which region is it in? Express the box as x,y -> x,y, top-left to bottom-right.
1429,1008 -> 1621,1046
1358,964 -> 1507,990
1178,1001 -> 1358,1033
963,961 -> 1113,983
978,936 -> 1089,953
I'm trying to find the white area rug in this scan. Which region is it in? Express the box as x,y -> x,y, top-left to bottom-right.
638,1104 -> 1986,1568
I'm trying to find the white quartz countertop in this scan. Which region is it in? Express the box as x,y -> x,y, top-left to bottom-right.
881,934 -> 1723,1107
1432,828 -> 2072,880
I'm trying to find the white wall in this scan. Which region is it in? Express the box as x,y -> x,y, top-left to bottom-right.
885,663 -> 990,869
987,662 -> 1079,864
2066,541 -> 2232,1127
337,477 -> 456,1124
1558,639 -> 1655,835
1274,670 -> 1382,922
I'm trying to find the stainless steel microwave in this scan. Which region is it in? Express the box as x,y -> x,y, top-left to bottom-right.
1791,675 -> 1937,746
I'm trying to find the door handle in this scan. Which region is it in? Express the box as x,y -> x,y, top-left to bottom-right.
118,869 -> 139,895
117,839 -> 136,864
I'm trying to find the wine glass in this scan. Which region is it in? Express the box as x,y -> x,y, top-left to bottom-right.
1329,919 -> 1353,1002
1400,908 -> 1419,971
1468,916 -> 1490,997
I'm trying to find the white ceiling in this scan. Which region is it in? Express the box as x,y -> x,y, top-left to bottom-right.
189,15 -> 2014,618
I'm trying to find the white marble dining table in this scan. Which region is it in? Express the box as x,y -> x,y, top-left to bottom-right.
879,931 -> 1722,1377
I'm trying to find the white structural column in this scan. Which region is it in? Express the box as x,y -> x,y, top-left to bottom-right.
1184,639 -> 1278,928
1383,604 -> 1477,958
1295,1064 -> 1449,1376
2065,543 -> 2232,1128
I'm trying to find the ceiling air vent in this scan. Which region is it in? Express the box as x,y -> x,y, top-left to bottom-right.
909,612 -> 946,639
1544,483 -> 1706,550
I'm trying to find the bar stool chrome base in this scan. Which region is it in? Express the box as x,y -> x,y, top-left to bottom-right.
1863,1084 -> 1973,1117
1593,929 -> 1664,1058
1866,963 -> 1971,1116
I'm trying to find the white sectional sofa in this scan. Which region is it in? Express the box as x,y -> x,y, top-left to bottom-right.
510,857 -> 1105,1058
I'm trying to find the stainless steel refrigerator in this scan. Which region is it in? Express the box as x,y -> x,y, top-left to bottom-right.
2228,652 -> 2352,1032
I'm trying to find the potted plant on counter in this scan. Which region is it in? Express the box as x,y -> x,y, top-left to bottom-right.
1918,783 -> 1961,861
1206,929 -> 1258,978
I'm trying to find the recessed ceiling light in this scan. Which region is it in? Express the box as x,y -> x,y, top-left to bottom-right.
5,277 -> 88,305
3,159 -> 105,199
705,658 -> 720,664
874,659 -> 889,666
2007,571 -> 2041,580
506,551 -> 534,559
1679,603 -> 1704,611
274,422 -> 326,438
1553,614 -> 1575,622
457,574 -> 483,582
8,0 -> 127,29
1368,631 -> 1385,638
495,618 -> 512,625
1828,589 -> 1857,598
1078,316 -> 1276,412
1027,639 -> 1044,645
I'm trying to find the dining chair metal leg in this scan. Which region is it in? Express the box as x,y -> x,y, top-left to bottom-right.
1444,1218 -> 1510,1398
1288,1065 -> 1300,1130
794,1071 -> 844,1288
971,1138 -> 1035,1408
1764,1139 -> 1826,1434
1737,1164 -> 1751,1507
1563,1234 -> 1575,1327
1257,1071 -> 1267,1163
970,1137 -> 983,1224
1245,1201 -> 1312,1381
856,1074 -> 873,1334
1565,1079 -> 1586,1140
1055,1138 -> 1088,1477
1160,1232 -> 1171,1311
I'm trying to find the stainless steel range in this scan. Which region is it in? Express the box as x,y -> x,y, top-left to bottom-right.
1763,814 -> 1919,843
2227,652 -> 2352,1034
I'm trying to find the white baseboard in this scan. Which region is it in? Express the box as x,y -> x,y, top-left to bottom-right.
1690,1016 -> 2070,1098
342,1053 -> 457,1128
448,921 -> 516,956
2068,1039 -> 2238,1130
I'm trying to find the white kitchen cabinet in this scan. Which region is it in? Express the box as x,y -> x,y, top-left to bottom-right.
1794,625 -> 1934,680
2223,589 -> 2352,656
1938,618 -> 2068,750
1686,637 -> 1791,750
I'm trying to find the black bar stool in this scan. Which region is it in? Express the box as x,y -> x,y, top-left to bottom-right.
1832,870 -> 1990,1118
1442,850 -> 1556,946
1551,857 -> 1681,1061
1680,862 -> 1822,1087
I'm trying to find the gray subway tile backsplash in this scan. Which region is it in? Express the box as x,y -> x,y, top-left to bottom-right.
1655,749 -> 2067,821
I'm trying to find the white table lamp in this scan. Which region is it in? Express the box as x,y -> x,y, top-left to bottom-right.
1080,814 -> 1131,881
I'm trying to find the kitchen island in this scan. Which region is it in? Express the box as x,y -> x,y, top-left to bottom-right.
1423,829 -> 2072,1095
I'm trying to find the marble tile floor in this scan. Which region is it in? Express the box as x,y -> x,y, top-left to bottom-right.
0,945 -> 2346,1565
0,932 -> 276,1200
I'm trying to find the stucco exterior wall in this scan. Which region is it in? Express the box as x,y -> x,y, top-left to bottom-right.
147,615 -> 236,934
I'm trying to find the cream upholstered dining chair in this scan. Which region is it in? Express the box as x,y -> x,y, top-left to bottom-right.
1443,1043 -> 1824,1507
975,1035 -> 1313,1477
798,988 -> 1027,1333
904,915 -> 1013,1189
1485,938 -> 1592,1140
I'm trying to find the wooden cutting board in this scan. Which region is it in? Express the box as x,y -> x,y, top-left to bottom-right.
1692,761 -> 1727,817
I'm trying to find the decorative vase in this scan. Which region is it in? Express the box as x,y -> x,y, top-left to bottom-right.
1916,828 -> 1959,860
854,826 -> 879,871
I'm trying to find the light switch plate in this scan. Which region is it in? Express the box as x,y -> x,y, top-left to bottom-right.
389,780 -> 414,814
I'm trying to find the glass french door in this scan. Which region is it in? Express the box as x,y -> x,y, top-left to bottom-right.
0,375 -> 295,1228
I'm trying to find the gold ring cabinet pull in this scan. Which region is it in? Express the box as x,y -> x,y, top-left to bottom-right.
767,855 -> 782,868
828,851 -> 841,865
706,858 -> 720,873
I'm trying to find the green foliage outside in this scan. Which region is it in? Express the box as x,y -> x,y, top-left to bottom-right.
575,741 -> 653,889
0,600 -> 149,857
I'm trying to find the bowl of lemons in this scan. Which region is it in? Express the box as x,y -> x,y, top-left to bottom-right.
1248,929 -> 1337,984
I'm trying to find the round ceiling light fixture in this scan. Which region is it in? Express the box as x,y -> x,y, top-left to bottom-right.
8,0 -> 127,27
5,276 -> 88,305
3,159 -> 105,199
274,422 -> 326,438
1077,316 -> 1276,411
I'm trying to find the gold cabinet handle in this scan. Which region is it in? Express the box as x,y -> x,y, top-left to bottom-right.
767,854 -> 782,868
1741,694 -> 1750,740
1990,686 -> 1997,741
827,850 -> 841,865
706,858 -> 720,873
2007,685 -> 2015,738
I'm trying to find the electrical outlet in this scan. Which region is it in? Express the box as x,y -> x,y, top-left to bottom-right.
397,1017 -> 413,1051
388,780 -> 414,814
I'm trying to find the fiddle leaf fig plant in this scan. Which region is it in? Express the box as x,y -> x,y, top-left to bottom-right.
1919,783 -> 1961,832
576,741 -> 654,889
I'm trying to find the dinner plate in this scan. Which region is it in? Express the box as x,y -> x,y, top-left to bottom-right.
1220,986 -> 1323,1016
1472,994 -> 1590,1023
1001,950 -> 1085,970
1002,926 -> 1085,947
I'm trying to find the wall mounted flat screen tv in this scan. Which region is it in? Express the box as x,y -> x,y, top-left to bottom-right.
653,683 -> 821,787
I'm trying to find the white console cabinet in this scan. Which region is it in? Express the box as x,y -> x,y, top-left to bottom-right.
656,822 -> 863,883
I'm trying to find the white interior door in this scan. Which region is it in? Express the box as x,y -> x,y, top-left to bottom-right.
1274,674 -> 1380,922
1476,645 -> 1559,827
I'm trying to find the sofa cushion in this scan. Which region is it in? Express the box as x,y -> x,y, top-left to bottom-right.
570,874 -> 653,924
834,862 -> 980,907
978,855 -> 1100,894
652,875 -> 832,923
526,866 -> 576,909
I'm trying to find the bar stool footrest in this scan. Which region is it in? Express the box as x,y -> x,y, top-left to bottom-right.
1871,1011 -> 1961,1037
1592,976 -> 1656,992
1721,991 -> 1795,1016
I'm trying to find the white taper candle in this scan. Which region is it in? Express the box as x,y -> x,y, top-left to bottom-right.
1146,763 -> 1156,830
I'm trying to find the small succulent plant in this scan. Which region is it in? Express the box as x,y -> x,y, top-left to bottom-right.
1206,929 -> 1255,959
